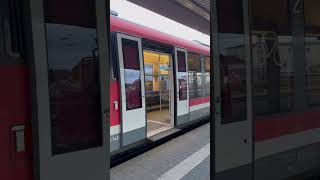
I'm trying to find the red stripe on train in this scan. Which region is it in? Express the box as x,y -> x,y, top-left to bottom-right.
189,96 -> 210,106
255,107 -> 320,142
110,81 -> 121,127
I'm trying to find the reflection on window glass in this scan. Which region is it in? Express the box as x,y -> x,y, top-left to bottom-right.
205,56 -> 210,96
44,0 -> 102,155
177,51 -> 188,100
188,53 -> 203,98
122,39 -> 142,110
251,0 -> 294,118
252,34 -> 293,116
218,0 -> 247,123
305,0 -> 320,107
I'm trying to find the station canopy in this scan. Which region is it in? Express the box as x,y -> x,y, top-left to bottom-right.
127,0 -> 210,35
128,0 -> 320,36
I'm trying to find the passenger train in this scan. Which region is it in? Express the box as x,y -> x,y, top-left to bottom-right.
109,15 -> 210,153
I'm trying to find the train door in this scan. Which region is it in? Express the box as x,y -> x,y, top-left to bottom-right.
27,0 -> 109,180
213,0 -> 253,179
174,48 -> 190,125
0,0 -> 32,179
143,50 -> 174,137
117,33 -> 146,146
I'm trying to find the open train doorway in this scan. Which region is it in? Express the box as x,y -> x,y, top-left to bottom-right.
143,50 -> 174,137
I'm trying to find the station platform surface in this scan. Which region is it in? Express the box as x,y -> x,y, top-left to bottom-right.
110,123 -> 210,180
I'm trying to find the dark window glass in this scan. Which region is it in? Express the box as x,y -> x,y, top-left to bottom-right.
44,0 -> 102,155
305,0 -> 320,107
177,51 -> 187,72
110,34 -> 119,80
205,56 -> 210,96
218,0 -> 247,123
122,39 -> 142,110
188,53 -> 203,98
177,51 -> 187,100
251,0 -> 294,118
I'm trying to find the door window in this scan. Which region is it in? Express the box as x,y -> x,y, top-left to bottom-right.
121,39 -> 142,110
218,0 -> 247,124
188,53 -> 203,98
205,56 -> 211,96
44,0 -> 102,155
177,51 -> 188,101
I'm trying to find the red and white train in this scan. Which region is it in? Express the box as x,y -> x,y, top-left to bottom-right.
109,15 -> 210,152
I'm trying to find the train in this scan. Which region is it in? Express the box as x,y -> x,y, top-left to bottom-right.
109,14 -> 210,153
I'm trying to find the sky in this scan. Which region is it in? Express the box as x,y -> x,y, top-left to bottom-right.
110,0 -> 210,46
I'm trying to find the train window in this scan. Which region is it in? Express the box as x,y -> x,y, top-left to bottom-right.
144,63 -> 154,92
0,0 -> 24,62
305,0 -> 320,107
44,0 -> 102,155
177,51 -> 188,101
251,0 -> 294,118
122,39 -> 143,110
204,56 -> 210,96
110,33 -> 119,80
218,0 -> 247,123
188,53 -> 203,98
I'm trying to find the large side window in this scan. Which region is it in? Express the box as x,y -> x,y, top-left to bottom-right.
305,0 -> 320,107
177,51 -> 188,101
251,0 -> 294,117
44,0 -> 102,155
122,39 -> 142,110
205,56 -> 210,96
188,53 -> 203,98
218,0 -> 247,123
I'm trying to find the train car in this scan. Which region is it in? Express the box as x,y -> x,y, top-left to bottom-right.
214,0 -> 320,179
109,15 -> 210,153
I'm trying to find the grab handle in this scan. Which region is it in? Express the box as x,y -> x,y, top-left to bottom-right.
11,125 -> 25,152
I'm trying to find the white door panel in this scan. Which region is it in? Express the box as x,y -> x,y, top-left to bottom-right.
174,48 -> 189,117
214,1 -> 253,172
215,121 -> 252,172
117,33 -> 146,135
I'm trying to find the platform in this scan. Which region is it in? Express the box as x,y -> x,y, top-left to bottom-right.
110,123 -> 210,180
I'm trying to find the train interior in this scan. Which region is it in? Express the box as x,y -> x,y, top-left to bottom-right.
143,51 -> 174,137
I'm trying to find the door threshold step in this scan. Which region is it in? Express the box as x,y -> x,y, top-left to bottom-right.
148,128 -> 181,142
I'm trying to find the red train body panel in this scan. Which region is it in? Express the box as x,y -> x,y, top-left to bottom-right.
0,65 -> 33,180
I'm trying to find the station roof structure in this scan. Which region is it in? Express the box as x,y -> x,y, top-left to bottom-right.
127,0 -> 210,35
128,0 -> 320,36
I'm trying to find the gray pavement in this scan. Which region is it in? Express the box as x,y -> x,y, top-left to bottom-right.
110,123 -> 210,180
181,156 -> 210,180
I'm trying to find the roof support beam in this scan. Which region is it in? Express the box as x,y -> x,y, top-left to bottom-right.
127,0 -> 210,35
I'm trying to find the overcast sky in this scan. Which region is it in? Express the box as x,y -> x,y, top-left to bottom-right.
110,0 -> 210,45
